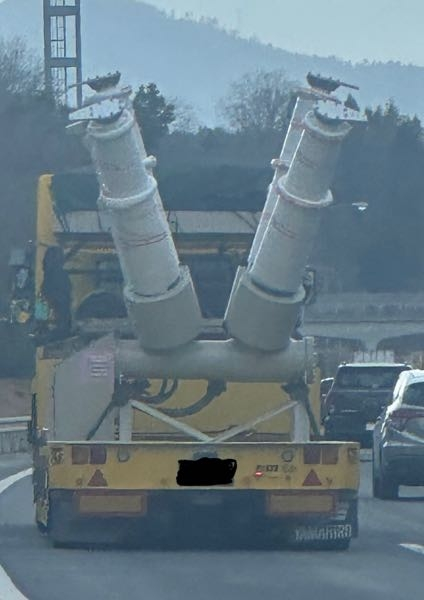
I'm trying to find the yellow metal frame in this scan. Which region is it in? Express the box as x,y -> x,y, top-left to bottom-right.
46,441 -> 359,492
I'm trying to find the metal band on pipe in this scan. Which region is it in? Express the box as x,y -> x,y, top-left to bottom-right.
99,176 -> 157,211
277,180 -> 333,209
303,114 -> 351,143
87,108 -> 134,141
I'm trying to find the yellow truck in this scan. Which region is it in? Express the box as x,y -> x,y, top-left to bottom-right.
28,73 -> 361,549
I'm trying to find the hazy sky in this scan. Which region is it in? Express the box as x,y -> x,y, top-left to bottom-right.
142,0 -> 424,66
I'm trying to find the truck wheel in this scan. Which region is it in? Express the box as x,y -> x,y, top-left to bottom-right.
48,497 -> 75,547
372,455 -> 382,498
378,470 -> 398,500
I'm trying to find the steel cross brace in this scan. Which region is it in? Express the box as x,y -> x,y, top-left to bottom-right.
131,399 -> 298,443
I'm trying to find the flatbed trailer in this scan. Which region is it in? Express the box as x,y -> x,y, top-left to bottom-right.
26,72 -> 363,549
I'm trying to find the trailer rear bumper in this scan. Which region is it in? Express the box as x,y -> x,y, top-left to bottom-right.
48,487 -> 358,544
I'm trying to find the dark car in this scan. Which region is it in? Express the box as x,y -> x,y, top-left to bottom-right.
373,369 -> 424,499
322,362 -> 412,445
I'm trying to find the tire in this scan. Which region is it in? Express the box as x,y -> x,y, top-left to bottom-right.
372,471 -> 381,498
48,495 -> 137,547
48,497 -> 75,547
372,450 -> 382,498
378,469 -> 399,500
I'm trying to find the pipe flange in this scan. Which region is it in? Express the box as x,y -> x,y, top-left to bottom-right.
99,176 -> 158,211
277,177 -> 333,209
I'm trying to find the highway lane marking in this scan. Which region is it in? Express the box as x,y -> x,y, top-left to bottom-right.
400,543 -> 424,555
0,468 -> 32,599
0,468 -> 32,495
0,565 -> 29,600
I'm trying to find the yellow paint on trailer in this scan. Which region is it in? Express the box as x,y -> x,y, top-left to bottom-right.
47,441 -> 359,492
131,376 -> 321,440
132,381 -> 294,438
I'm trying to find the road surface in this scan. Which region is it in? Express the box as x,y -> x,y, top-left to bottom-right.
0,452 -> 423,600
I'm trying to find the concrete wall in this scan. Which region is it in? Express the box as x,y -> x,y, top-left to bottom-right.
0,426 -> 29,454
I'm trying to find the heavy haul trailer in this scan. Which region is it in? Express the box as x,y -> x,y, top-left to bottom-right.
30,73 -> 362,549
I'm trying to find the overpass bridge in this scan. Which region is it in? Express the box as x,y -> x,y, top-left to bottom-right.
304,292 -> 424,352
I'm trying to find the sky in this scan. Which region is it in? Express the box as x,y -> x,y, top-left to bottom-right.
141,0 -> 424,66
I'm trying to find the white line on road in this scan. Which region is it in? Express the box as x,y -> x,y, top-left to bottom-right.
400,543 -> 424,555
0,565 -> 29,600
0,469 -> 32,495
0,468 -> 32,599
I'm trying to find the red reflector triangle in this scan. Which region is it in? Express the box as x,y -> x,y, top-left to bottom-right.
88,469 -> 108,487
302,469 -> 322,486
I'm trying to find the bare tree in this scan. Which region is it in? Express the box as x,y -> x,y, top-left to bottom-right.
0,37 -> 43,96
218,69 -> 297,133
169,97 -> 201,133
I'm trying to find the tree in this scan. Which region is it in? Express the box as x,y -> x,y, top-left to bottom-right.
316,100 -> 424,293
0,37 -> 43,96
218,69 -> 297,133
169,97 -> 200,134
0,36 -> 88,309
133,83 -> 175,151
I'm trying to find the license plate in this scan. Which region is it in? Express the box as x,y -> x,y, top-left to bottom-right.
366,423 -> 375,431
294,524 -> 352,542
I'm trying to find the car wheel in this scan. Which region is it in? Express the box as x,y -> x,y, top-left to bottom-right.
372,470 -> 381,498
378,469 -> 399,500
372,448 -> 382,498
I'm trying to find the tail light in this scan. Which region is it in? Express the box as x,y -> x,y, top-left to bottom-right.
388,409 -> 424,431
304,446 -> 321,464
71,445 -> 107,465
303,446 -> 339,465
321,445 -> 339,464
90,445 -> 107,465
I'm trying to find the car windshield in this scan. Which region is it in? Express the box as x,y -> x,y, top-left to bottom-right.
403,382 -> 424,407
337,367 -> 406,390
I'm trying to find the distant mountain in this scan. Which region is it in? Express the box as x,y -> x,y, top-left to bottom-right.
1,0 -> 424,124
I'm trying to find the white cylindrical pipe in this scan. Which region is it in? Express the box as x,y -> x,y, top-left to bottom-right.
119,403 -> 133,442
116,338 -> 314,383
293,403 -> 310,442
248,92 -> 317,264
87,109 -> 180,297
85,102 -> 202,349
249,111 -> 351,295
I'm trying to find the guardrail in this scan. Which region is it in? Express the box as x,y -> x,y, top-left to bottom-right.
0,416 -> 30,454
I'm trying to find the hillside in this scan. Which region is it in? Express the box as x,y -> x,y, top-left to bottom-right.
0,0 -> 423,124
